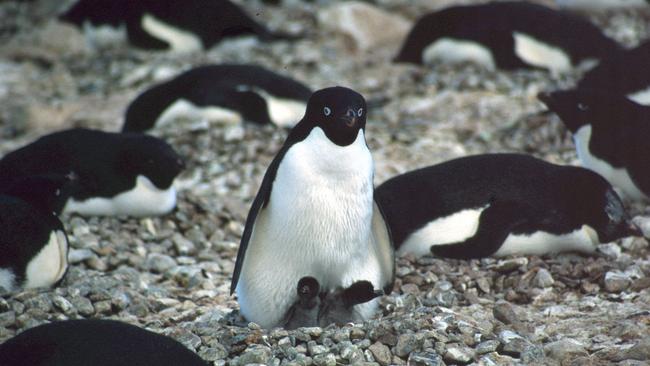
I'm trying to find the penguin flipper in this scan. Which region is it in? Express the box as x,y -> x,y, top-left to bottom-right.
430,200 -> 532,259
371,199 -> 395,294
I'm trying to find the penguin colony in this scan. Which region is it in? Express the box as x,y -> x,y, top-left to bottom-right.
0,0 -> 649,361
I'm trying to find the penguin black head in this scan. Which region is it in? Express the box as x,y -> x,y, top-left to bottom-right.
301,86 -> 367,146
340,280 -> 383,308
296,276 -> 320,307
568,169 -> 641,242
118,135 -> 185,190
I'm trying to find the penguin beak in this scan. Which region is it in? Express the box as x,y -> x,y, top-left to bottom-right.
341,108 -> 358,128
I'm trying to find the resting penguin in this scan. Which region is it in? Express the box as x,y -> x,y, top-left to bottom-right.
0,128 -> 184,217
375,154 -> 640,259
122,64 -> 312,132
0,319 -> 208,366
230,86 -> 394,329
539,89 -> 650,201
283,277 -> 384,329
394,1 -> 621,74
0,176 -> 71,292
577,40 -> 650,105
59,0 -> 291,52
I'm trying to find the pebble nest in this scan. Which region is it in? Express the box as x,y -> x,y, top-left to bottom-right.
1,1 -> 650,365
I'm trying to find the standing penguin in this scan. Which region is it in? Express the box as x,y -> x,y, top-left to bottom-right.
0,128 -> 184,217
0,176 -> 71,292
539,89 -> 650,201
59,0 -> 292,51
375,154 -> 640,259
577,40 -> 650,105
394,1 -> 621,73
122,64 -> 312,132
231,87 -> 394,329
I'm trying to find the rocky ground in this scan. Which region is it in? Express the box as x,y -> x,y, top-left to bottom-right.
1,0 -> 650,365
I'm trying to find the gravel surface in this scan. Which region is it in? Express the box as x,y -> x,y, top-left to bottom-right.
1,1 -> 650,365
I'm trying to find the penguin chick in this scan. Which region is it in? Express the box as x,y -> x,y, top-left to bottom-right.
539,89 -> 650,201
394,1 -> 620,73
59,0 -> 293,52
231,86 -> 394,329
0,175 -> 72,292
375,153 -> 641,259
0,319 -> 208,366
318,280 -> 384,327
283,276 -> 321,330
0,128 -> 184,217
123,64 -> 312,132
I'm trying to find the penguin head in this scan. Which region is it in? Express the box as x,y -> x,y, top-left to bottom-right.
118,135 -> 185,190
569,169 -> 641,242
296,276 -> 320,307
301,86 -> 367,146
339,280 -> 383,308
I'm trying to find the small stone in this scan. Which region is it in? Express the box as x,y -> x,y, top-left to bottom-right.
476,277 -> 491,293
198,346 -> 228,361
0,311 -> 16,327
145,253 -> 176,274
308,341 -> 329,356
604,271 -> 631,293
313,353 -> 336,366
238,344 -> 272,365
544,339 -> 588,362
70,296 -> 94,316
493,301 -> 517,325
173,233 -> 196,256
494,258 -> 528,273
616,339 -> 650,361
444,344 -> 474,364
476,340 -> 500,354
68,248 -> 95,264
597,243 -> 621,259
394,333 -> 421,358
408,350 -> 444,366
533,268 -> 554,288
93,300 -> 112,314
499,330 -> 530,357
368,342 -> 392,366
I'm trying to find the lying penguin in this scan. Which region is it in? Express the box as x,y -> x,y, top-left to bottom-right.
539,89 -> 650,201
0,128 -> 184,217
375,154 -> 640,259
0,176 -> 71,292
59,0 -> 292,51
0,319 -> 208,366
231,86 -> 394,329
394,1 -> 620,74
577,40 -> 650,105
283,277 -> 383,329
122,64 -> 312,132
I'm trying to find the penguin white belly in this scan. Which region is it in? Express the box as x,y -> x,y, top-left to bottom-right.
24,230 -> 68,289
513,32 -> 571,74
494,225 -> 598,256
236,128 -> 380,328
574,125 -> 647,201
141,13 -> 202,52
64,175 -> 177,217
0,269 -> 16,292
628,86 -> 650,106
422,38 -> 496,69
256,91 -> 307,128
398,207 -> 487,257
157,99 -> 243,127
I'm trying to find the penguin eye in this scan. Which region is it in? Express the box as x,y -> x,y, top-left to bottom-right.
358,108 -> 363,117
323,107 -> 331,116
578,103 -> 589,111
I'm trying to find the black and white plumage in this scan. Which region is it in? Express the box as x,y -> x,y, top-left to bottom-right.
539,89 -> 650,201
283,277 -> 383,329
0,319 -> 208,366
230,87 -> 394,329
59,0 -> 290,52
0,128 -> 184,217
122,65 -> 312,132
394,1 -> 621,73
0,176 -> 71,292
577,40 -> 650,105
375,154 -> 640,259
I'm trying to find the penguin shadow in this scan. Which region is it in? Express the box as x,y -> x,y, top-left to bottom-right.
282,277 -> 384,330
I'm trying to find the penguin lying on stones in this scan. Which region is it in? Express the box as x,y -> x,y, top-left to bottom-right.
0,176 -> 71,292
0,128 -> 184,217
0,319 -> 208,366
231,86 -> 394,329
375,154 -> 641,259
539,89 -> 650,201
122,64 -> 312,132
283,277 -> 384,329
394,1 -> 621,74
576,40 -> 650,105
59,0 -> 292,52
